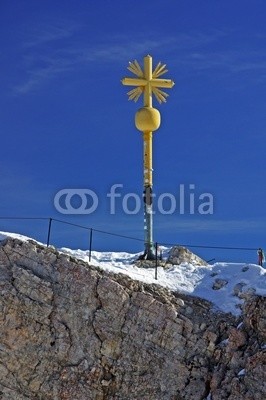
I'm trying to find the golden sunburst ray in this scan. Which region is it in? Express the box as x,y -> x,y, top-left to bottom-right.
122,55 -> 174,104
152,61 -> 162,77
152,87 -> 169,104
154,67 -> 168,78
127,87 -> 143,102
152,62 -> 168,78
127,60 -> 143,77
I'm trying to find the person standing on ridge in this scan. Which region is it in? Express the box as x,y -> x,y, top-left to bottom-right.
257,248 -> 265,266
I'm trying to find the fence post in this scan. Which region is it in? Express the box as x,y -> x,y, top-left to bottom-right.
46,218 -> 52,247
89,229 -> 93,262
155,242 -> 158,280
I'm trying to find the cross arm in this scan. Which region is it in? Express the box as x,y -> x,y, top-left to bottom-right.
121,77 -> 148,87
150,79 -> 175,88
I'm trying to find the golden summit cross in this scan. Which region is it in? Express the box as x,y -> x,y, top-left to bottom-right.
121,55 -> 174,260
121,55 -> 174,107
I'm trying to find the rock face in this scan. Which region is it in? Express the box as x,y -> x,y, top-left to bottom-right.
0,238 -> 265,400
167,246 -> 207,266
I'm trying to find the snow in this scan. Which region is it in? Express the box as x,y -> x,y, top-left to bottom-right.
237,322 -> 244,330
219,338 -> 229,347
0,231 -> 37,243
1,231 -> 265,316
237,369 -> 246,376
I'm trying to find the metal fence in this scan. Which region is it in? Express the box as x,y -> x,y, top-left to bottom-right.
0,216 -> 261,269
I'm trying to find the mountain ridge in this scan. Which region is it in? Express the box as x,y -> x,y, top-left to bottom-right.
0,236 -> 265,399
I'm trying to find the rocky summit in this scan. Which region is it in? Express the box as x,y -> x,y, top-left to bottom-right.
0,237 -> 265,400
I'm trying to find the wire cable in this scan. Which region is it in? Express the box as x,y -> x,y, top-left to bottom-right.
0,216 -> 261,252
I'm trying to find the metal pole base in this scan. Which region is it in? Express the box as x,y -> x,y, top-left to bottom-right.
141,238 -> 156,259
144,247 -> 156,260
138,246 -> 156,260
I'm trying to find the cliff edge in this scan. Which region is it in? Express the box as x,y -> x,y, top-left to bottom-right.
0,238 -> 265,399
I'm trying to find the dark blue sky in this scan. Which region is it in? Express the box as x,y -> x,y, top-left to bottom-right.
0,0 -> 266,262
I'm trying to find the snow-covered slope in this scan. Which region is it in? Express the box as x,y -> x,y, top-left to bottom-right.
1,231 -> 265,315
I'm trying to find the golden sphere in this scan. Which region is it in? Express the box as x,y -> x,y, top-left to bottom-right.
135,107 -> 161,132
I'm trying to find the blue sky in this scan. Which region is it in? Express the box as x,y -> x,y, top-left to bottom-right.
1,0 -> 266,262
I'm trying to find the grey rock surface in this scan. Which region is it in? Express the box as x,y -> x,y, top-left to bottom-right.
0,238 -> 265,399
166,246 -> 207,266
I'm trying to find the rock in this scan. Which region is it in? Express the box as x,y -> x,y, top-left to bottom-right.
166,245 -> 208,266
234,282 -> 256,300
0,238 -> 265,400
212,278 -> 228,290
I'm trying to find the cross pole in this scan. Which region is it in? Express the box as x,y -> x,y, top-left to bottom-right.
122,55 -> 174,259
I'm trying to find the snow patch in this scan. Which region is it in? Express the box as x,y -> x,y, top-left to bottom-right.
237,369 -> 246,376
1,231 -> 265,316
